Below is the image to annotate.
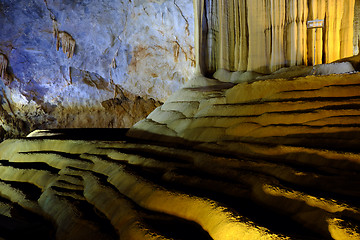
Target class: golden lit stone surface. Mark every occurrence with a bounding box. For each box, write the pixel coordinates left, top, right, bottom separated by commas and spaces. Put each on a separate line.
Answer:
1, 71, 360, 239
194, 0, 355, 75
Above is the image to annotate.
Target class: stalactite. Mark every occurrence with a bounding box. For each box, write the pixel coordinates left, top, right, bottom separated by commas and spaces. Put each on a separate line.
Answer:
193, 0, 356, 76
52, 19, 59, 39
0, 53, 8, 80
111, 58, 117, 69
111, 51, 118, 69
68, 66, 72, 85
56, 31, 76, 58
51, 12, 75, 59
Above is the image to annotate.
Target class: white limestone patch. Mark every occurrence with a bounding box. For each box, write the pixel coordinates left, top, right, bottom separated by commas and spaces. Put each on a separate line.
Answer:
311, 62, 356, 76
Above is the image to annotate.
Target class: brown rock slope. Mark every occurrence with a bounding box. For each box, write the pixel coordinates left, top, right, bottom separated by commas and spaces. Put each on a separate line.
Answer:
1, 73, 360, 239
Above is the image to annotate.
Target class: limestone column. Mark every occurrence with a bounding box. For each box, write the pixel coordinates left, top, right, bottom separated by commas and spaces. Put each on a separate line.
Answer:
218, 0, 230, 70
354, 0, 360, 55
325, 0, 343, 63
298, 0, 308, 65
340, 0, 355, 59
286, 0, 308, 66
205, 0, 219, 74
247, 0, 270, 73
234, 0, 248, 71
193, 0, 205, 74
286, 0, 298, 66
308, 0, 325, 65
270, 0, 286, 72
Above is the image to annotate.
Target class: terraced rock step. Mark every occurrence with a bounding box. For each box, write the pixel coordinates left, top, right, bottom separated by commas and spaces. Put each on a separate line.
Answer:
0, 73, 360, 239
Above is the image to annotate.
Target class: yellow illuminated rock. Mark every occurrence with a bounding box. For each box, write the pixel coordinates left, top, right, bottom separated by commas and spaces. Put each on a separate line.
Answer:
1, 69, 360, 239
194, 0, 355, 75
1, 1, 360, 239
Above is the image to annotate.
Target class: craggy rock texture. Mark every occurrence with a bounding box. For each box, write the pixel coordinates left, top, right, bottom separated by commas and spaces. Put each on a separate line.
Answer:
0, 0, 194, 139
1, 72, 360, 239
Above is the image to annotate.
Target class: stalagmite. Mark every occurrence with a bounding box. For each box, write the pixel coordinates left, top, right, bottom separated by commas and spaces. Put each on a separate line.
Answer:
52, 19, 59, 39
0, 53, 8, 80
194, 0, 356, 76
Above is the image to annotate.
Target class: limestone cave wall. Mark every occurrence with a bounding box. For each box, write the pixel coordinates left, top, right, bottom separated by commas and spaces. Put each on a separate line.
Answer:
0, 0, 195, 139
194, 0, 357, 75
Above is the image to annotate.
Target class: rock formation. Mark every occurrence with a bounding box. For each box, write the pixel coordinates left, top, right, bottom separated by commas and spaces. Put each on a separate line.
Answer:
56, 31, 76, 59
0, 71, 360, 239
0, 0, 194, 139
194, 0, 356, 75
1, 1, 360, 239
0, 53, 8, 80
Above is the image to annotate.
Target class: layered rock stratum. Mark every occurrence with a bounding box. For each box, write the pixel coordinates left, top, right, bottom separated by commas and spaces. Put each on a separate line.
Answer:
0, 71, 359, 239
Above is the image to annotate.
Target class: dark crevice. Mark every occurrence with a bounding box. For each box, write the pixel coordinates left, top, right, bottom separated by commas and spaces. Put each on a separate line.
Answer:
279, 83, 360, 93
85, 170, 213, 240
53, 195, 119, 240
198, 139, 360, 174
63, 173, 83, 181
56, 179, 83, 188
258, 123, 360, 128
0, 179, 42, 201
19, 151, 94, 164
217, 96, 360, 106
114, 162, 325, 239
142, 214, 213, 240
98, 147, 192, 164
278, 179, 360, 209
25, 128, 130, 141
0, 159, 60, 174
0, 202, 55, 240
242, 133, 360, 153
50, 185, 84, 196
267, 104, 360, 114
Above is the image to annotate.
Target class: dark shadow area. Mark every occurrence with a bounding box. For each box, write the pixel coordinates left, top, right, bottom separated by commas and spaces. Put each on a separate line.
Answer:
26, 128, 131, 141
0, 196, 55, 240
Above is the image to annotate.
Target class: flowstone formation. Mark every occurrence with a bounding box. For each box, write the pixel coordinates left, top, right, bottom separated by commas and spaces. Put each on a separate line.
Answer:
0, 0, 360, 239
194, 0, 356, 75
0, 71, 360, 239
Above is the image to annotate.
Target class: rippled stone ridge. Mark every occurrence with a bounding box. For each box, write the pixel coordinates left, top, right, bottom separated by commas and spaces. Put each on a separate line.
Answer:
0, 73, 359, 239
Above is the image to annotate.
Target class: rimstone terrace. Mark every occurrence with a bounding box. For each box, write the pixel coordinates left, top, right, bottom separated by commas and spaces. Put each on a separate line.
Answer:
0, 0, 360, 239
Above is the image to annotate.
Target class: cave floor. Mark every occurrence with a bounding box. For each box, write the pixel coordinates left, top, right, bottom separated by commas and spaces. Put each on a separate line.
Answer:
0, 127, 358, 240
1, 73, 360, 239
